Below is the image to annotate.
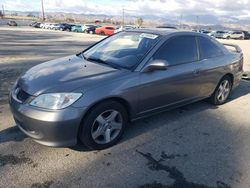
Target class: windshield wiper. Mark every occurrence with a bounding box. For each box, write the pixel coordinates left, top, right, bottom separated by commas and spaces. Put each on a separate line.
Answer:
79, 53, 87, 60
86, 57, 120, 69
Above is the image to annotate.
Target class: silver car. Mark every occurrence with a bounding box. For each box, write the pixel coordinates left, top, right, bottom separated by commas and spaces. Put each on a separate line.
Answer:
9, 29, 243, 149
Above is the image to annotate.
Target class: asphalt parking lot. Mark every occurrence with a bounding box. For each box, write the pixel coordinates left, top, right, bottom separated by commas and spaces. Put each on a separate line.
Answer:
0, 26, 250, 188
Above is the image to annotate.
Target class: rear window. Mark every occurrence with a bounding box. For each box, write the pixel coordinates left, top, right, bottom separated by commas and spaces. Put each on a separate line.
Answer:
153, 36, 198, 66
198, 37, 224, 59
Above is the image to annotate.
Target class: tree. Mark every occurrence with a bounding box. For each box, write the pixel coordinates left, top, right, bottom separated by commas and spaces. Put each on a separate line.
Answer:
27, 13, 35, 17
136, 17, 143, 27
0, 11, 3, 18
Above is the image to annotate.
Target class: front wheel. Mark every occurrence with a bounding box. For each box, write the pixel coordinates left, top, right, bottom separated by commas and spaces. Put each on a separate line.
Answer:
79, 101, 128, 150
209, 76, 232, 105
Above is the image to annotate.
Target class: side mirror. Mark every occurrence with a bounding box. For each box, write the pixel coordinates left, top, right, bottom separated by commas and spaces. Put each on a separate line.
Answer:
142, 60, 168, 73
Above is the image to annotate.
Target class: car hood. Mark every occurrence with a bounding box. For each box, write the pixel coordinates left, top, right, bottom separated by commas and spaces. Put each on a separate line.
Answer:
18, 55, 123, 96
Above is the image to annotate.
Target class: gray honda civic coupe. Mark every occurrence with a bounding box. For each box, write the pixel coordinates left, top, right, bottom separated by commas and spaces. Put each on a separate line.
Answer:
9, 29, 243, 149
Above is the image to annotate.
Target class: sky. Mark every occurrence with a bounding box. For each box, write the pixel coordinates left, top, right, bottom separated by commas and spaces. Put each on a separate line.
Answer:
2, 0, 250, 24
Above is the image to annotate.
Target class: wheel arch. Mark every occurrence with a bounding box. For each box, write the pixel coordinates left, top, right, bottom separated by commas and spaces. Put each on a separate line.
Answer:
210, 73, 234, 97
223, 73, 234, 86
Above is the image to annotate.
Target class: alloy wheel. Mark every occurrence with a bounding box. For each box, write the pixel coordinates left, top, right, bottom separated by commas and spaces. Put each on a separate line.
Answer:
91, 110, 123, 144
216, 80, 231, 103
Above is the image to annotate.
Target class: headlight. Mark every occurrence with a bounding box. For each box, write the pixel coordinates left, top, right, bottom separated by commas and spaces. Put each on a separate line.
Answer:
30, 93, 82, 110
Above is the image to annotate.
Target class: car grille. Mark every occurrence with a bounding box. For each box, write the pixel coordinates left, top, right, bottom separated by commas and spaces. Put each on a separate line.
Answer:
16, 88, 31, 102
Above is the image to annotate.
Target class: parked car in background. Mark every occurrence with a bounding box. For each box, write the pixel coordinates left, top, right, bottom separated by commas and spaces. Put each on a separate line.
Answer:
7, 21, 17, 26
40, 23, 45, 28
208, 31, 226, 38
30, 22, 37, 26
48, 23, 56, 30
95, 26, 116, 36
33, 22, 41, 28
82, 24, 95, 32
71, 25, 83, 32
9, 29, 243, 149
42, 23, 50, 29
114, 25, 136, 33
242, 31, 250, 39
30, 22, 41, 28
85, 25, 101, 34
200, 30, 211, 35
222, 31, 245, 40
52, 24, 60, 30
64, 24, 75, 31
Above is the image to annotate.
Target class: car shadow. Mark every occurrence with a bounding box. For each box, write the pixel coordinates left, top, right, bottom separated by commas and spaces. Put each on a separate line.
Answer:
0, 126, 27, 144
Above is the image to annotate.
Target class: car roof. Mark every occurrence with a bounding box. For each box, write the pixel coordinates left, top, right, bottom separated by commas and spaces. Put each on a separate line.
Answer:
127, 28, 198, 36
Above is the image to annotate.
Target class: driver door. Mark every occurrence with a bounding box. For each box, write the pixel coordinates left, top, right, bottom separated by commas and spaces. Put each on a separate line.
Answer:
138, 35, 203, 115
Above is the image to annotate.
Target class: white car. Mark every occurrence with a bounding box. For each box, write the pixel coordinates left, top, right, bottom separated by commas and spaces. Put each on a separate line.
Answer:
81, 24, 95, 32
208, 31, 226, 38
222, 31, 245, 40
43, 23, 51, 29
114, 25, 136, 33
40, 23, 45, 28
48, 23, 56, 30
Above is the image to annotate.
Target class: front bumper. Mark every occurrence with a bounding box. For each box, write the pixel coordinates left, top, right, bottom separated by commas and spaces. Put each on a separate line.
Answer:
9, 90, 87, 147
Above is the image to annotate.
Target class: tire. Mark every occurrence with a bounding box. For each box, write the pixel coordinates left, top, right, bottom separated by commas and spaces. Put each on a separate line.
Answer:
239, 36, 244, 40
100, 31, 105, 35
227, 36, 230, 39
79, 100, 128, 150
209, 76, 232, 105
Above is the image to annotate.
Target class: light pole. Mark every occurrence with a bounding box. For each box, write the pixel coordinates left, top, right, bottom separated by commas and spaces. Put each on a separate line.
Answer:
2, 4, 5, 18
179, 14, 182, 29
41, 0, 45, 21
196, 15, 199, 31
122, 8, 125, 26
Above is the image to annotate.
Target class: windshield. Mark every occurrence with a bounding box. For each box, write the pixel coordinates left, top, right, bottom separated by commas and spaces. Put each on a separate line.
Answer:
83, 32, 160, 69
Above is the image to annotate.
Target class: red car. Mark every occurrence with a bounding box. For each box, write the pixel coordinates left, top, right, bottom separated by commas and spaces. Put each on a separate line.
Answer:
95, 26, 116, 36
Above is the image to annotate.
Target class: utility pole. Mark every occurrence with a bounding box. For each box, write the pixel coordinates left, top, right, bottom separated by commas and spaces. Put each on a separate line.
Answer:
41, 0, 45, 21
122, 8, 125, 26
2, 4, 5, 18
196, 15, 199, 31
179, 14, 182, 29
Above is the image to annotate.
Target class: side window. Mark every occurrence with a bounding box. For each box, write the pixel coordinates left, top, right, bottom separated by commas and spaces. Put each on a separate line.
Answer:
153, 36, 198, 66
199, 37, 223, 59
106, 27, 114, 30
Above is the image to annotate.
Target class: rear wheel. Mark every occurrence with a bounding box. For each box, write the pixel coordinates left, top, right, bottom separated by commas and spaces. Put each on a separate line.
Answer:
239, 36, 244, 40
79, 101, 128, 150
209, 76, 232, 105
100, 31, 105, 35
